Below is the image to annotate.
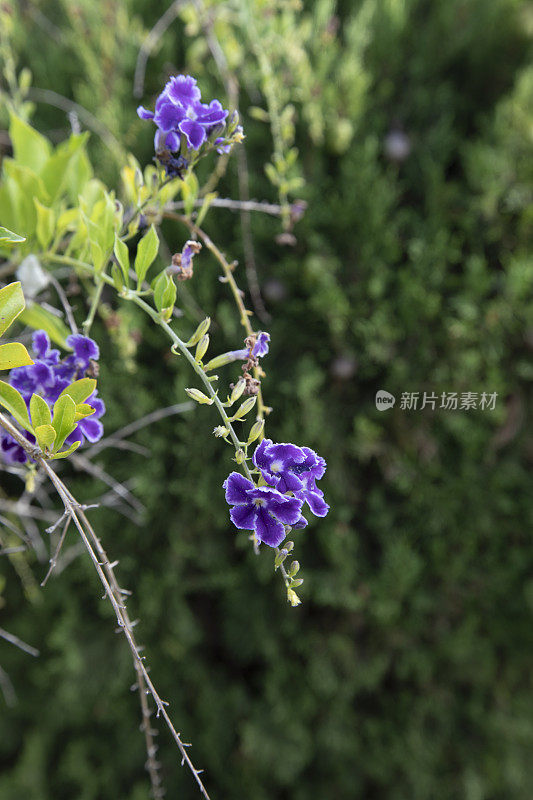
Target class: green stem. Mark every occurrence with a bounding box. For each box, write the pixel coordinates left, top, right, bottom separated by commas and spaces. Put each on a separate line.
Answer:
82, 277, 105, 336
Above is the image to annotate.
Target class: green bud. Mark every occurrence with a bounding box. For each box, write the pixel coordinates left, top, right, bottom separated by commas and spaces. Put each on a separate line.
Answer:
232, 396, 257, 421
284, 540, 294, 552
247, 419, 264, 444
290, 577, 303, 588
186, 317, 211, 347
229, 378, 246, 404
185, 388, 213, 405
235, 448, 245, 464
204, 351, 240, 372
195, 334, 209, 362
274, 549, 288, 568
288, 560, 300, 577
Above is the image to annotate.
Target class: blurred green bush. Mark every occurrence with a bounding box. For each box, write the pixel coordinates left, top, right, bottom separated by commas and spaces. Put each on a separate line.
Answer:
0, 0, 532, 798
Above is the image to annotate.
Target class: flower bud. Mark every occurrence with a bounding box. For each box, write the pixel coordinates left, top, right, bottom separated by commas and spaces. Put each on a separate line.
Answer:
234, 448, 245, 464
185, 388, 213, 405
195, 334, 209, 362
288, 561, 300, 577
232, 396, 257, 420
247, 419, 264, 444
290, 577, 303, 588
229, 378, 246, 404
185, 317, 211, 347
204, 351, 238, 372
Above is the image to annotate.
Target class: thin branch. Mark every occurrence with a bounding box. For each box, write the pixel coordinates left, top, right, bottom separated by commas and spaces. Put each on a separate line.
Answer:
26, 88, 123, 159
0, 413, 210, 800
0, 627, 40, 657
133, 0, 188, 98
166, 197, 287, 216
86, 401, 194, 457
0, 665, 16, 707
47, 273, 79, 334
41, 514, 72, 587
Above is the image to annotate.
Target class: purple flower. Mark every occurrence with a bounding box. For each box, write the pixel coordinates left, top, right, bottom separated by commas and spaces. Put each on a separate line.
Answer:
0, 330, 105, 465
253, 439, 330, 518
223, 472, 303, 547
137, 74, 229, 155
229, 332, 270, 362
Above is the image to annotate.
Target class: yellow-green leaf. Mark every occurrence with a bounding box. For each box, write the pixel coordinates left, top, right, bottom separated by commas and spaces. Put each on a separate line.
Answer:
30, 393, 52, 428
34, 198, 55, 249
74, 403, 95, 421
9, 113, 51, 173
50, 440, 81, 459
0, 226, 26, 246
0, 281, 26, 337
0, 380, 33, 432
18, 302, 71, 348
0, 342, 33, 370
34, 423, 56, 452
58, 378, 96, 404
52, 394, 76, 449
134, 225, 159, 287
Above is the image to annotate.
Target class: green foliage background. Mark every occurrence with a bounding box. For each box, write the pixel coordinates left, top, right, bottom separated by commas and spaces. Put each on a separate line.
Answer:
1, 0, 532, 798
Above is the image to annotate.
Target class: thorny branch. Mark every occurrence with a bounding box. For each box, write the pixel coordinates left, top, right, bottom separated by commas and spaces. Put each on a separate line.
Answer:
0, 411, 211, 800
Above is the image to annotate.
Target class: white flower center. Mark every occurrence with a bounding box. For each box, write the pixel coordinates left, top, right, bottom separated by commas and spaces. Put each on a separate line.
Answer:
270, 460, 283, 474
186, 107, 197, 120
254, 498, 266, 507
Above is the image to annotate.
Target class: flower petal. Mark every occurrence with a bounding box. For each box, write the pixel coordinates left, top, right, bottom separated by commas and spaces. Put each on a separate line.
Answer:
224, 471, 254, 505
137, 105, 154, 120
79, 417, 104, 443
178, 119, 206, 150
154, 100, 186, 132
300, 488, 330, 518
254, 508, 286, 547
196, 99, 228, 126
230, 503, 256, 530
266, 495, 303, 526
253, 438, 273, 470
66, 334, 99, 365
165, 75, 201, 107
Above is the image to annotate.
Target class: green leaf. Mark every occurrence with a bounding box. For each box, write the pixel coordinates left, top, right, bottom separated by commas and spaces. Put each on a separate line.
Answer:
58, 378, 96, 405
153, 272, 176, 317
0, 281, 26, 336
51, 394, 77, 449
0, 226, 26, 246
0, 380, 33, 432
40, 132, 90, 201
134, 225, 159, 287
18, 302, 70, 349
30, 393, 52, 428
74, 403, 95, 421
34, 199, 55, 249
114, 235, 130, 283
50, 440, 80, 459
9, 113, 51, 173
0, 342, 33, 370
34, 423, 56, 452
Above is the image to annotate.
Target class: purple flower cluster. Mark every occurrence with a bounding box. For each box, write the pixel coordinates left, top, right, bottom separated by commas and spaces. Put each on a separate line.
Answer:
224, 438, 329, 548
138, 74, 229, 156
1, 331, 105, 465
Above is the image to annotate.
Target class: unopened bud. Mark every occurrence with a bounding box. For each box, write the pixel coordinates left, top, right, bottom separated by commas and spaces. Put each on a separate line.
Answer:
185, 388, 213, 405
195, 334, 209, 362
232, 396, 257, 420
290, 577, 303, 588
234, 448, 245, 464
230, 378, 246, 404
247, 419, 264, 444
186, 317, 211, 347
288, 560, 300, 577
